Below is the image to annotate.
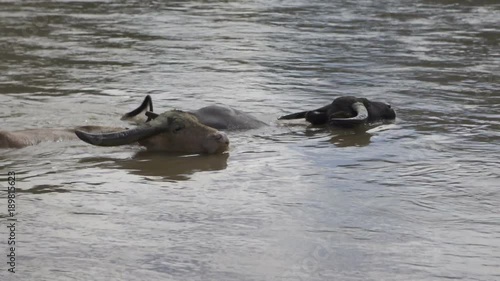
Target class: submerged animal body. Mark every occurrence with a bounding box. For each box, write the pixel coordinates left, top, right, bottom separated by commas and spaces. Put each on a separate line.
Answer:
1, 109, 230, 154
121, 95, 266, 131
192, 105, 266, 130
1, 95, 263, 153
279, 96, 396, 127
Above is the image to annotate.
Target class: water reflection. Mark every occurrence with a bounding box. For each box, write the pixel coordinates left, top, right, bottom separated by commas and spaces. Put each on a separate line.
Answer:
302, 125, 373, 147
329, 129, 372, 147
79, 151, 229, 181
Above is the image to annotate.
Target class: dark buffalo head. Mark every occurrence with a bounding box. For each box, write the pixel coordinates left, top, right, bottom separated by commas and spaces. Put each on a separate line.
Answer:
76, 110, 229, 154
279, 96, 395, 127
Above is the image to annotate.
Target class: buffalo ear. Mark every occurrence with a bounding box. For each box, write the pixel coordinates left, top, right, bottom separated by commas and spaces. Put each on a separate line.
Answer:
147, 114, 175, 129
145, 111, 159, 122
121, 95, 154, 120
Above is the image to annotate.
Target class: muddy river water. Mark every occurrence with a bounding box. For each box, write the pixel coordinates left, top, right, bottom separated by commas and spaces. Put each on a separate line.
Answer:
0, 0, 499, 280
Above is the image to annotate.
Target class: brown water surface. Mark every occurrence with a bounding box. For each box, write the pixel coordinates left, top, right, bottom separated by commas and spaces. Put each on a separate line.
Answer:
0, 0, 499, 280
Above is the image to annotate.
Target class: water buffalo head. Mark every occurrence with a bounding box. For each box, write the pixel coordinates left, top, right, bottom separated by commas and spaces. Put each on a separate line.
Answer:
76, 110, 229, 154
279, 96, 395, 127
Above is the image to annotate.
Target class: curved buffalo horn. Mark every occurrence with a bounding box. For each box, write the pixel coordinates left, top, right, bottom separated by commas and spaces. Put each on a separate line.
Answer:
279, 104, 330, 120
330, 102, 369, 126
121, 95, 154, 120
278, 110, 308, 120
75, 123, 167, 147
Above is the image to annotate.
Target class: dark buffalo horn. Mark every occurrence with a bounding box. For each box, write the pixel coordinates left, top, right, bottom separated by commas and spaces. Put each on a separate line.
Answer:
121, 95, 154, 120
330, 102, 369, 126
75, 125, 165, 147
145, 111, 159, 122
278, 110, 309, 120
279, 104, 331, 120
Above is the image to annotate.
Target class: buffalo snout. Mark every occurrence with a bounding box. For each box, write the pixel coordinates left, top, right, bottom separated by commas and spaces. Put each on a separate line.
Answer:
203, 132, 230, 154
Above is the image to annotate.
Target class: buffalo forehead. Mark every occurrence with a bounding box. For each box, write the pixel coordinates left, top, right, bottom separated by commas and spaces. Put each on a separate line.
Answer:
151, 111, 199, 125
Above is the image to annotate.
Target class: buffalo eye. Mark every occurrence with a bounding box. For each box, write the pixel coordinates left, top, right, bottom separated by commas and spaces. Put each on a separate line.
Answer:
173, 124, 185, 133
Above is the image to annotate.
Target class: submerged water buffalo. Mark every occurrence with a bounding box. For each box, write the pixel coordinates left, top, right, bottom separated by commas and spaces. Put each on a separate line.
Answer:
0, 114, 229, 154
279, 96, 396, 127
120, 95, 267, 130
76, 95, 268, 152
75, 110, 229, 154
0, 95, 267, 153
0, 100, 231, 153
